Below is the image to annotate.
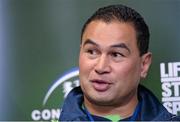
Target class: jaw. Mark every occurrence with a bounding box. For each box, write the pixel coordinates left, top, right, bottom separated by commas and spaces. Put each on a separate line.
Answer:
83, 88, 139, 118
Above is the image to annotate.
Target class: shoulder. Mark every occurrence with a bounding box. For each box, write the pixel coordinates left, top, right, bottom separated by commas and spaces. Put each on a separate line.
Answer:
138, 85, 177, 121
59, 86, 87, 121
171, 115, 180, 121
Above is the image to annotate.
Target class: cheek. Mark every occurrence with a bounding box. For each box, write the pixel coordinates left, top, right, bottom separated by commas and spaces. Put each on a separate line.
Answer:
79, 54, 86, 74
79, 53, 96, 91
79, 53, 94, 78
113, 61, 141, 81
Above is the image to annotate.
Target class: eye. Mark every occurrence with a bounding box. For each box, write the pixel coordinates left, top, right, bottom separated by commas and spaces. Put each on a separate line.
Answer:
84, 48, 99, 59
111, 52, 124, 58
110, 51, 125, 62
86, 49, 97, 55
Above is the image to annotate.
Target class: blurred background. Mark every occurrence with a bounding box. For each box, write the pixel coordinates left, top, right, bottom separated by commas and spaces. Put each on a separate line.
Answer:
0, 0, 180, 120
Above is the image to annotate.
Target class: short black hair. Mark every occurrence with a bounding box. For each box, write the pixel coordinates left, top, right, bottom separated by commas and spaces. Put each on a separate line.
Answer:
81, 4, 150, 56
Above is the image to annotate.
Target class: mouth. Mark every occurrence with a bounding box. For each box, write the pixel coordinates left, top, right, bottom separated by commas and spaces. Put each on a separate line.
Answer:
91, 79, 112, 92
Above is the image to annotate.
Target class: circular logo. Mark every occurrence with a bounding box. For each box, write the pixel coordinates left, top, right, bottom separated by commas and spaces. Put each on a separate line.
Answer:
31, 67, 79, 121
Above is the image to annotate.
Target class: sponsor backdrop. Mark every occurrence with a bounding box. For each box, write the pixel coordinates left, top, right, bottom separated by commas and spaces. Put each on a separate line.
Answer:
0, 0, 180, 120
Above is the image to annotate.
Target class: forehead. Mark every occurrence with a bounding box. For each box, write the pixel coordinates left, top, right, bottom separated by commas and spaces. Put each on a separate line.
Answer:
82, 20, 137, 48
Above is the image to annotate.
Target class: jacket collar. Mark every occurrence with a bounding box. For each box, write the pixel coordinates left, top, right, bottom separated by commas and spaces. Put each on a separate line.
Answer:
138, 85, 173, 121
60, 87, 88, 121
60, 85, 174, 121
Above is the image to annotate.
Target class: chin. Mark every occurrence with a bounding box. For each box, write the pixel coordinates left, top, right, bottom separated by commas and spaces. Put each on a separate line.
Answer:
86, 94, 115, 105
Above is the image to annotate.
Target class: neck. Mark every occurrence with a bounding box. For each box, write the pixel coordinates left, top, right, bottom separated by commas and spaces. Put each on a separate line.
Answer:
84, 91, 138, 119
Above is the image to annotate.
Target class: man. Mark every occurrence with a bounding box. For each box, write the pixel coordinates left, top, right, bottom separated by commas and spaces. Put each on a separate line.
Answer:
59, 4, 180, 121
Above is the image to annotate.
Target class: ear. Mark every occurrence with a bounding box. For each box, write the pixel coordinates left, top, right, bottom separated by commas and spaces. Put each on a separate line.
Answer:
140, 52, 152, 79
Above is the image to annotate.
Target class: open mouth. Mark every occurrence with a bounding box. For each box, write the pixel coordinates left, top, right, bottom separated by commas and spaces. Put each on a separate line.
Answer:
91, 79, 111, 92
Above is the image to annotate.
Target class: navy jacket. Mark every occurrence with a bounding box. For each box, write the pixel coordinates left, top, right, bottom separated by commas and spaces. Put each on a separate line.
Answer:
60, 85, 180, 121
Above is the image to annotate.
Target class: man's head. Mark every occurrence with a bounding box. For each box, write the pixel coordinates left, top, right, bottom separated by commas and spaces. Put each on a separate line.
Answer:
79, 4, 152, 113
81, 4, 150, 56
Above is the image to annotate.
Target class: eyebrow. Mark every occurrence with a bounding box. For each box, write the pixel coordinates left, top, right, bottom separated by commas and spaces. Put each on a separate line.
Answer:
82, 39, 131, 53
110, 43, 131, 53
82, 39, 99, 47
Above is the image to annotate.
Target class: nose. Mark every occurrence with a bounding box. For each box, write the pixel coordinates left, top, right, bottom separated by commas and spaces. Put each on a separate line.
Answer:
95, 54, 111, 74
